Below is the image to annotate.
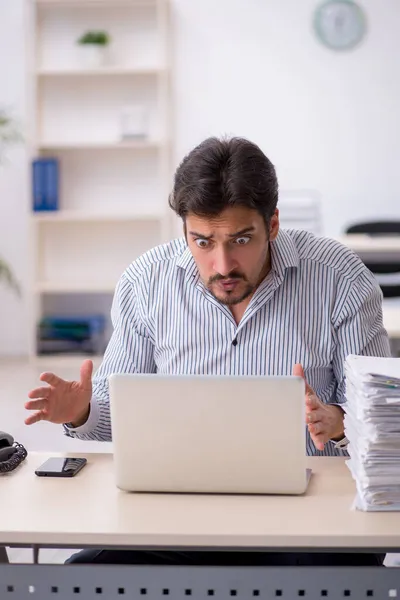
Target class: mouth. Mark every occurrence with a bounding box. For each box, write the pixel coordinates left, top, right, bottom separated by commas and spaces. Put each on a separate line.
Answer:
216, 279, 241, 292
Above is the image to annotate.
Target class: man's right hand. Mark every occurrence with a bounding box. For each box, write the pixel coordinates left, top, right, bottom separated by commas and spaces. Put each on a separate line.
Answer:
25, 359, 93, 427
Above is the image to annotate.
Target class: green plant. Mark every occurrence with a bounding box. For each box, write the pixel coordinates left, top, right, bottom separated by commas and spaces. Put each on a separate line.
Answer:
0, 109, 22, 164
0, 258, 20, 295
77, 31, 110, 46
0, 108, 21, 295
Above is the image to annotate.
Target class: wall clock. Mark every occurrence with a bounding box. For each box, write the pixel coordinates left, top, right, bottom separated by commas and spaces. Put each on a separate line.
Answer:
314, 0, 367, 51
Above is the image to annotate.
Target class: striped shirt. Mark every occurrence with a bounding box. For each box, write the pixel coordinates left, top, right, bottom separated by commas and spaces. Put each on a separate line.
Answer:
66, 228, 391, 455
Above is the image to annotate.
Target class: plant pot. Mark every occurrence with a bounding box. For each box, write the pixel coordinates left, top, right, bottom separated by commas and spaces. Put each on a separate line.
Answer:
77, 44, 107, 69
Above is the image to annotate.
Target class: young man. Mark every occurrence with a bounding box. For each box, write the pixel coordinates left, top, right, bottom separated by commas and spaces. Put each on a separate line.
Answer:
26, 137, 390, 565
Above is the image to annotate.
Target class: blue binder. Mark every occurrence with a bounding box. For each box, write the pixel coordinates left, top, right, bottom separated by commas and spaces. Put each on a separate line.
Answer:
32, 158, 59, 211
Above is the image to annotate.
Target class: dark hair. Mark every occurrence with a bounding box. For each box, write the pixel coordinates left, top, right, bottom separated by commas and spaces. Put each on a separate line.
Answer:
168, 136, 278, 227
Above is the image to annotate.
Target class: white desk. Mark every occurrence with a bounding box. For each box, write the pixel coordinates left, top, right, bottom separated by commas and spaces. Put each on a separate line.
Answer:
1, 452, 400, 551
383, 305, 400, 339
337, 234, 400, 256
1, 453, 400, 600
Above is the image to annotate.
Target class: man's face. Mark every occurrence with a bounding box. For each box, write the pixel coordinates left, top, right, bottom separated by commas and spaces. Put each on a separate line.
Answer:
185, 206, 279, 306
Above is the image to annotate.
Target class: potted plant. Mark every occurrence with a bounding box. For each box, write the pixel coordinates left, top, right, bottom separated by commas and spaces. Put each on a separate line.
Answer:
76, 30, 111, 69
0, 108, 21, 296
0, 259, 20, 295
0, 109, 21, 163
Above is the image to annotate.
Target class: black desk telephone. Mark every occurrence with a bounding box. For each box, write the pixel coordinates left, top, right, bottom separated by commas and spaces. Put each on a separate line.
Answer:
0, 431, 27, 474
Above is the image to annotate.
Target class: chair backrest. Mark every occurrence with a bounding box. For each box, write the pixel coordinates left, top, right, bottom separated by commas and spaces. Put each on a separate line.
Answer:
346, 221, 400, 236
345, 221, 400, 298
278, 190, 323, 235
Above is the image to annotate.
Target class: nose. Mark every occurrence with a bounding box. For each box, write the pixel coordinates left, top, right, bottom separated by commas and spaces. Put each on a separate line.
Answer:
213, 247, 236, 277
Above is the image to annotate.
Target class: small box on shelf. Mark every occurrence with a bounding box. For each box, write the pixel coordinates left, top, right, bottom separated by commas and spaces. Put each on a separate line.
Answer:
119, 104, 150, 141
37, 314, 107, 356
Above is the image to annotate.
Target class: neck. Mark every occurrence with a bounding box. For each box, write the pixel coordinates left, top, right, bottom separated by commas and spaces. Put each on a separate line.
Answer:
258, 246, 272, 285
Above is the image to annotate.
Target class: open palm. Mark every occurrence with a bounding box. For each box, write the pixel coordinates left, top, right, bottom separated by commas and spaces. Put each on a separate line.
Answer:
25, 360, 93, 426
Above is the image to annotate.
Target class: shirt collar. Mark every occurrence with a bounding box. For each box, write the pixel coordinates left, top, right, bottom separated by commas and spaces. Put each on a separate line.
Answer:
270, 229, 300, 277
176, 229, 300, 279
176, 244, 199, 280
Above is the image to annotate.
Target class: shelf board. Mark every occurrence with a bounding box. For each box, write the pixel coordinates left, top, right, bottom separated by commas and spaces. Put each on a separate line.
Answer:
38, 140, 162, 151
36, 0, 157, 6
32, 211, 164, 223
31, 353, 104, 370
36, 282, 116, 293
37, 67, 164, 77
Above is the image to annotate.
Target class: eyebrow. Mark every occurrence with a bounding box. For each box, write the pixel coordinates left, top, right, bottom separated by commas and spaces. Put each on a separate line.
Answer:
188, 227, 255, 240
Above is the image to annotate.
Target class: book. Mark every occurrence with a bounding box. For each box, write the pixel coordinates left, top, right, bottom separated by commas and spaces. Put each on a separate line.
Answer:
32, 158, 59, 211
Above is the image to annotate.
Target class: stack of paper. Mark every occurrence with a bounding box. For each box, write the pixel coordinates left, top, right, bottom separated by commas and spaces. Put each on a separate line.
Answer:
344, 354, 400, 511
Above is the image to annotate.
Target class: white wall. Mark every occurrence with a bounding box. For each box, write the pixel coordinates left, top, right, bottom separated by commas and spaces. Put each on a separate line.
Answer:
172, 0, 400, 231
0, 0, 31, 356
1, 0, 400, 356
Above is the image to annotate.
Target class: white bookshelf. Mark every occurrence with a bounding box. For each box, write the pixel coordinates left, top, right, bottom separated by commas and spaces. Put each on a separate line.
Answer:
32, 353, 104, 372
33, 210, 163, 222
29, 0, 172, 361
32, 355, 104, 375
37, 66, 164, 76
38, 140, 162, 150
36, 1, 157, 6
35, 282, 117, 293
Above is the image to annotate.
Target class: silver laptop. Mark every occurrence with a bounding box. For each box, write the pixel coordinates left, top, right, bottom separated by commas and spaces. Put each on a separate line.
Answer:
109, 374, 309, 495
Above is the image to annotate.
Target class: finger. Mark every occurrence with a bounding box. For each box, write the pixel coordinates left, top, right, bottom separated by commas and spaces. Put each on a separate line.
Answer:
305, 394, 320, 410
314, 437, 325, 451
293, 363, 314, 397
40, 372, 64, 387
308, 428, 325, 451
80, 360, 93, 390
309, 421, 324, 435
293, 363, 305, 379
24, 410, 47, 426
28, 386, 51, 400
25, 399, 48, 411
307, 410, 322, 425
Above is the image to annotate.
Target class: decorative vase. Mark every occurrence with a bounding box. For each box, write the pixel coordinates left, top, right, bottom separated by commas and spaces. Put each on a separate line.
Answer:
77, 45, 107, 69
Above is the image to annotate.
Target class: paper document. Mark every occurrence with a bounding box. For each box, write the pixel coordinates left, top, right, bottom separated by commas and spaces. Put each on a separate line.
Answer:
344, 354, 400, 511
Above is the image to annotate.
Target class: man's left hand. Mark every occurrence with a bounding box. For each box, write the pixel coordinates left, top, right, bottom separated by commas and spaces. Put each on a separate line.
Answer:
293, 363, 344, 451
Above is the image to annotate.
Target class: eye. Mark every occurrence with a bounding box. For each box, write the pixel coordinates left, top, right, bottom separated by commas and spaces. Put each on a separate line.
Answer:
235, 236, 250, 245
195, 238, 210, 248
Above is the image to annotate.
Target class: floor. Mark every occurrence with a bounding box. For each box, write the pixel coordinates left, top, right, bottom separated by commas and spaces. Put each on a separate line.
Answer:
1, 357, 399, 566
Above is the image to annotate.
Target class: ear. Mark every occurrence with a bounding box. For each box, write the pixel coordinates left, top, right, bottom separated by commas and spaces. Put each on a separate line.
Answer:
269, 209, 280, 241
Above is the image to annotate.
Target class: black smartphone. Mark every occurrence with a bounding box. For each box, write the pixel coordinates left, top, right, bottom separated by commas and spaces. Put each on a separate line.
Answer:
35, 457, 87, 478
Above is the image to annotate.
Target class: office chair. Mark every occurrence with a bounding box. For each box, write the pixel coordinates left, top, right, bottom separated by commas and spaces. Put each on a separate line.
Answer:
346, 221, 400, 236
345, 221, 400, 298
345, 221, 400, 356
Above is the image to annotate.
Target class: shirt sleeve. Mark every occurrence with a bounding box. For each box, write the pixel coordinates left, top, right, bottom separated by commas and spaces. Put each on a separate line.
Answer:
332, 268, 392, 407
64, 272, 156, 441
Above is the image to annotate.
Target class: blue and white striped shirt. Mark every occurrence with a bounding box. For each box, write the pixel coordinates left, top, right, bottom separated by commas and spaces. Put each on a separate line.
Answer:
66, 229, 391, 455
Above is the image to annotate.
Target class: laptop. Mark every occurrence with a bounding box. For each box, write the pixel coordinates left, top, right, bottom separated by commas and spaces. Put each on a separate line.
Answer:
109, 374, 310, 495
